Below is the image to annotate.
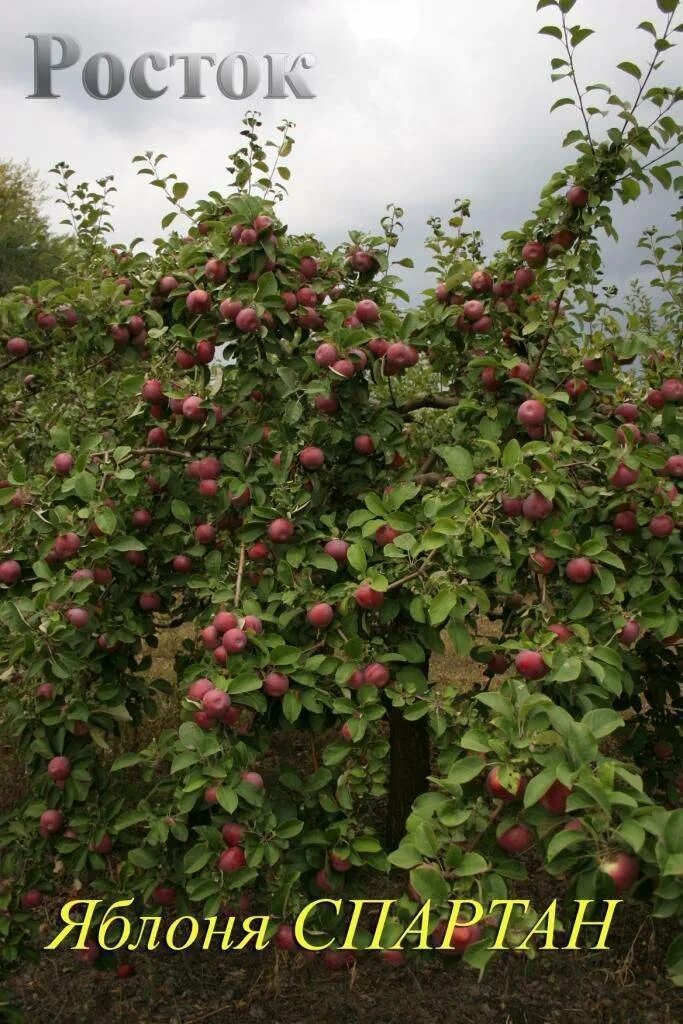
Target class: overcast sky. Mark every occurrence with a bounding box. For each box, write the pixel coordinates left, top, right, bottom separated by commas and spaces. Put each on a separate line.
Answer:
1, 0, 681, 298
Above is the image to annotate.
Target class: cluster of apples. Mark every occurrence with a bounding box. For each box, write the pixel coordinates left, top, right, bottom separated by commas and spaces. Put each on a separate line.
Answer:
435, 184, 588, 335
199, 609, 262, 672
313, 332, 419, 382
484, 765, 640, 891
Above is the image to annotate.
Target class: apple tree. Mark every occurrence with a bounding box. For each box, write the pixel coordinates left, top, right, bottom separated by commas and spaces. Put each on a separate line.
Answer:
0, 0, 681, 1009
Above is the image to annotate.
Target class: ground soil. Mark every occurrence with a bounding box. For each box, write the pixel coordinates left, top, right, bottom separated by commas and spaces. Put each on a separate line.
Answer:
6, 629, 683, 1024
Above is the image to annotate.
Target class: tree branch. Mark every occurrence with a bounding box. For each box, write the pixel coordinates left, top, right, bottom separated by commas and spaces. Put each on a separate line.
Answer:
399, 394, 459, 413
234, 544, 246, 607
529, 289, 566, 383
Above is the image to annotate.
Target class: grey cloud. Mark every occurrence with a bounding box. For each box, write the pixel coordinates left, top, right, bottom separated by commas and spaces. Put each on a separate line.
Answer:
0, 0, 680, 299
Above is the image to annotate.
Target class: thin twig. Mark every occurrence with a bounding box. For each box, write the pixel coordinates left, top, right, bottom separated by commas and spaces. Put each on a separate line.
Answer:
234, 544, 246, 607
529, 289, 566, 383
387, 549, 438, 591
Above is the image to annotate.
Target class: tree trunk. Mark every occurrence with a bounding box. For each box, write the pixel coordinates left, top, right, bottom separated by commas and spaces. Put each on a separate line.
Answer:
386, 663, 431, 848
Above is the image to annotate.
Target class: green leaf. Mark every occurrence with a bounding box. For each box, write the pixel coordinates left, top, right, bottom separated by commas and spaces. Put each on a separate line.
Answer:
455, 852, 489, 876
409, 865, 449, 901
429, 589, 459, 626
388, 844, 422, 869
618, 178, 643, 201
547, 828, 585, 861
582, 709, 624, 738
94, 508, 117, 535
364, 493, 387, 517
616, 820, 646, 854
346, 543, 367, 575
110, 536, 147, 552
171, 499, 192, 523
501, 439, 521, 468
524, 769, 557, 808
448, 756, 485, 785
617, 61, 642, 79
569, 592, 594, 619
128, 848, 158, 869
282, 690, 301, 723
437, 445, 473, 480
651, 165, 673, 189
217, 786, 238, 813
114, 810, 148, 832
72, 471, 96, 503
551, 97, 575, 112
173, 181, 189, 200
664, 810, 683, 853
539, 25, 563, 39
183, 845, 213, 874
553, 656, 582, 682
111, 753, 143, 772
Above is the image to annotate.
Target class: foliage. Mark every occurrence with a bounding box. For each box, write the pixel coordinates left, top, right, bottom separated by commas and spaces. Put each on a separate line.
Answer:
0, 160, 72, 296
0, 0, 681, 1005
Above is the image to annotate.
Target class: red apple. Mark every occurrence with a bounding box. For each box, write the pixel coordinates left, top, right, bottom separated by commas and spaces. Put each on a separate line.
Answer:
241, 771, 264, 789
307, 603, 334, 628
609, 464, 639, 489
619, 620, 641, 645
299, 446, 325, 470
567, 185, 589, 207
205, 258, 228, 284
188, 678, 214, 702
354, 585, 384, 610
539, 780, 571, 814
263, 672, 289, 698
0, 560, 21, 585
521, 241, 547, 267
53, 452, 74, 476
152, 885, 176, 905
223, 628, 247, 654
324, 539, 349, 563
517, 400, 546, 427
235, 307, 260, 333
354, 434, 375, 455
267, 518, 294, 543
39, 809, 65, 837
222, 823, 246, 846
355, 299, 380, 324
186, 289, 211, 315
47, 756, 71, 782
65, 607, 89, 628
218, 847, 247, 872
648, 514, 674, 538
497, 823, 534, 854
599, 852, 639, 893
515, 650, 547, 680
548, 623, 573, 642
363, 663, 390, 688
528, 550, 555, 575
522, 491, 553, 521
486, 766, 525, 802
6, 337, 29, 357
613, 508, 638, 532
202, 689, 231, 717
565, 557, 594, 584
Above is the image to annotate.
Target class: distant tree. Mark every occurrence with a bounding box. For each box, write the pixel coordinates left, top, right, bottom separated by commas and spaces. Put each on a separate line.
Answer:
0, 160, 71, 295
